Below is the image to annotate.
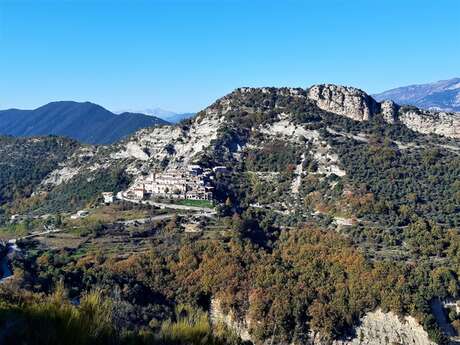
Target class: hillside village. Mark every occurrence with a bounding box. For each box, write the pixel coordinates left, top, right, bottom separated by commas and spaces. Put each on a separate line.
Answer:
122, 165, 226, 202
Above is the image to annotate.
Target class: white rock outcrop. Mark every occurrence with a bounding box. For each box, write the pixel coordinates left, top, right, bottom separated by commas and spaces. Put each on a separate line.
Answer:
307, 84, 460, 138
399, 109, 460, 139
41, 166, 81, 186
308, 84, 380, 122
210, 298, 252, 342
329, 309, 436, 345
380, 100, 399, 124
260, 118, 346, 177
211, 303, 436, 345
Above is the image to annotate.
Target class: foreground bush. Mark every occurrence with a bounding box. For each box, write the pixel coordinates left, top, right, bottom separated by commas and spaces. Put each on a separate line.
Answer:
0, 287, 241, 345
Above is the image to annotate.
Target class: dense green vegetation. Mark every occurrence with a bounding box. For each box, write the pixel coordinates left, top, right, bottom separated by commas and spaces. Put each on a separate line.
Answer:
8, 220, 460, 344
0, 101, 168, 145
328, 134, 460, 228
242, 140, 301, 172
0, 136, 79, 207
173, 199, 214, 208
38, 167, 131, 214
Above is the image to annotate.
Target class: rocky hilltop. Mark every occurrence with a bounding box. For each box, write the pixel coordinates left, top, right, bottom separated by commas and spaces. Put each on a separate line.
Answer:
308, 84, 380, 121
12, 83, 457, 217
308, 84, 460, 138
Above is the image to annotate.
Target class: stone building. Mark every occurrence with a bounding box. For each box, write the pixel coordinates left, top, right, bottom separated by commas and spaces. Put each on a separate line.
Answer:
101, 192, 114, 204
129, 165, 214, 201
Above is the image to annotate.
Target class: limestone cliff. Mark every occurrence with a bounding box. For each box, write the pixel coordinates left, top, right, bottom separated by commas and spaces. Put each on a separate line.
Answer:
380, 100, 399, 124
329, 309, 436, 345
210, 298, 252, 343
307, 84, 380, 122
398, 108, 460, 139
307, 84, 460, 139
211, 300, 436, 345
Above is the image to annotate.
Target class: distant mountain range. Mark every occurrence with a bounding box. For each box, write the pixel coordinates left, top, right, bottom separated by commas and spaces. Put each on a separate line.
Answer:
4, 77, 458, 147
117, 107, 195, 124
373, 77, 460, 112
161, 112, 196, 123
0, 101, 170, 145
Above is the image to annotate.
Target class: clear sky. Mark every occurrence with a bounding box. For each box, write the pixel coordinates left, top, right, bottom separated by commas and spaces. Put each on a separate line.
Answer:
1, 0, 459, 113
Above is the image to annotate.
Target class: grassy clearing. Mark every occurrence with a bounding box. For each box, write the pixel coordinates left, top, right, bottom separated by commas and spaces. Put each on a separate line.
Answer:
37, 233, 86, 250
67, 205, 149, 224
174, 199, 214, 208
0, 221, 39, 240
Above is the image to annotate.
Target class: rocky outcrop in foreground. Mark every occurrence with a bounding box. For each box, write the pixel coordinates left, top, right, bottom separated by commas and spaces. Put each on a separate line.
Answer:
210, 299, 252, 342
330, 309, 436, 345
211, 299, 435, 345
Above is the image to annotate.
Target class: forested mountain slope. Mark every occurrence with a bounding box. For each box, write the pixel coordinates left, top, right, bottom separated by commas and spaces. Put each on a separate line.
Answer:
0, 136, 80, 221
0, 101, 169, 144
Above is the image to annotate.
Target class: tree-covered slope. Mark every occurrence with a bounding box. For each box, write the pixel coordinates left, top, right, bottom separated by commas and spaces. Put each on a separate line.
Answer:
0, 101, 170, 145
0, 136, 80, 207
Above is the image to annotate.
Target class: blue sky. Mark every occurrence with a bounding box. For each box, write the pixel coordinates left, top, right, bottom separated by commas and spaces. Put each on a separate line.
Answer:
1, 0, 459, 113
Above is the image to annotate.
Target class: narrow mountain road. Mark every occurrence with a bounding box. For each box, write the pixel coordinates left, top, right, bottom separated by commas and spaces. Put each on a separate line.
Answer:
116, 213, 176, 226
116, 192, 216, 214
117, 210, 216, 226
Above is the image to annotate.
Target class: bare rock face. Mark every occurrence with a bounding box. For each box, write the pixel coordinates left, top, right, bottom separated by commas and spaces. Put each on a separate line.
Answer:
210, 298, 252, 343
307, 84, 380, 121
307, 84, 460, 139
330, 309, 436, 345
380, 100, 399, 124
398, 108, 460, 139
211, 298, 435, 345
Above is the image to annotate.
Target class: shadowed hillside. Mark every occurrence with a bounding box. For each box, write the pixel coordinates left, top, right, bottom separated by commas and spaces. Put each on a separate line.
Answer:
0, 101, 170, 145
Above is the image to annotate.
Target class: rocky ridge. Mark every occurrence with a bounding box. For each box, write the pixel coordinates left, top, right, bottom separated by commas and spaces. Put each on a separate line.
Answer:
399, 108, 460, 139
307, 84, 460, 139
36, 83, 460, 209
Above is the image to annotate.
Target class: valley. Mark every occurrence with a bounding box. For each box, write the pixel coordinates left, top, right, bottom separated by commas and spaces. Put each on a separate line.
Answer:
0, 83, 459, 345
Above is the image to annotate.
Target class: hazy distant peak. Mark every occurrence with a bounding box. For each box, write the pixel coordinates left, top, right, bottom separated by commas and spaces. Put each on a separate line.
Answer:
144, 107, 177, 117
116, 107, 195, 123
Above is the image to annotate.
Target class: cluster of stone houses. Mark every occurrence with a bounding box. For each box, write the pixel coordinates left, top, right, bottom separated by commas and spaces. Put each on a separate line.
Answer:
124, 165, 226, 201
